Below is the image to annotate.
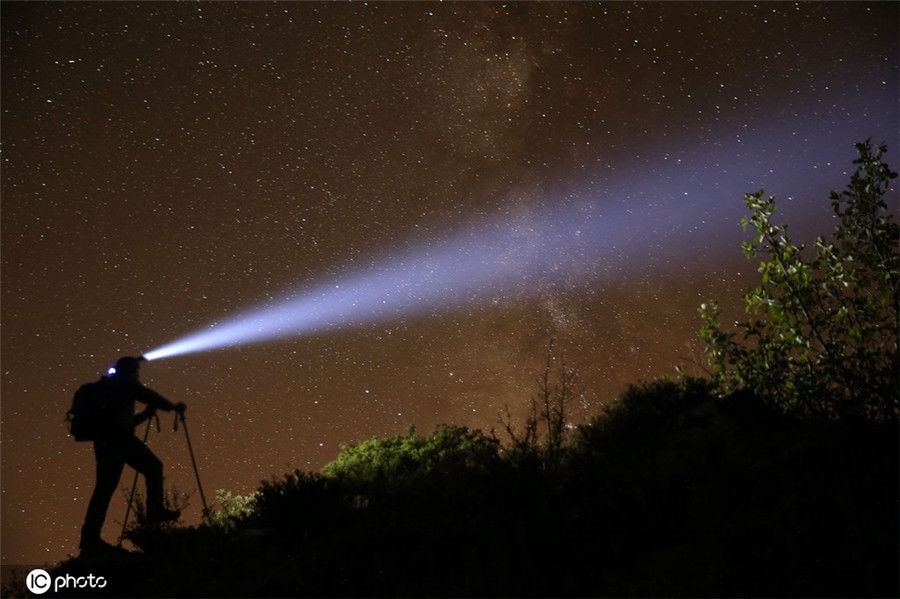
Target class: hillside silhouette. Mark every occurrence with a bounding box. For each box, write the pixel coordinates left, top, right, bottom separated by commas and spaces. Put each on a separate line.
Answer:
8, 381, 897, 597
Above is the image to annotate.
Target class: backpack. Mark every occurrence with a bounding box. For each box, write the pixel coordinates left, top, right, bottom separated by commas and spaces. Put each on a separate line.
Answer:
66, 378, 114, 441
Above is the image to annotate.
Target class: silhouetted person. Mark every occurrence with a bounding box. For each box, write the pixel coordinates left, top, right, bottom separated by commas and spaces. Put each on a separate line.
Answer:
79, 355, 186, 553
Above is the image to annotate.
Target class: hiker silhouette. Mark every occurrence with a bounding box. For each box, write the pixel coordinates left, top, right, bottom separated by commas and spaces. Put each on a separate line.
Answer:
79, 355, 186, 553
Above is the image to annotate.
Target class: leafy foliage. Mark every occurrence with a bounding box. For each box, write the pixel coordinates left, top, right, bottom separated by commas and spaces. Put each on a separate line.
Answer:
205, 489, 259, 531
701, 140, 899, 419
322, 424, 500, 491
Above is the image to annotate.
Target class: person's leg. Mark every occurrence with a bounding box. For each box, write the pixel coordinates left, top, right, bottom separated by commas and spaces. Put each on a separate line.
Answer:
80, 441, 125, 548
120, 436, 164, 510
120, 435, 179, 522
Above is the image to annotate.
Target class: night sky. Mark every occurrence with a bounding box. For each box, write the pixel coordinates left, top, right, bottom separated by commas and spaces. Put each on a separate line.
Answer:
1, 2, 896, 567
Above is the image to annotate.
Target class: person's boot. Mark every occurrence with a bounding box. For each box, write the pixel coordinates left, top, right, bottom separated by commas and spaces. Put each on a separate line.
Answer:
146, 506, 181, 524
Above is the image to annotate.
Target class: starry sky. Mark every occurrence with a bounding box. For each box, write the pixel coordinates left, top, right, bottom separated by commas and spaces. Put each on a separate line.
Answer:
1, 2, 896, 567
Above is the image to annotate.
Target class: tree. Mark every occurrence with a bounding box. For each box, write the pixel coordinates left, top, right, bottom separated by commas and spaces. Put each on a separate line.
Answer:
700, 140, 899, 420
500, 338, 580, 459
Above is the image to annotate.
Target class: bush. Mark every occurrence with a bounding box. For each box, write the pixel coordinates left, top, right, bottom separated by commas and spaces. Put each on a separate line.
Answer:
322, 424, 500, 492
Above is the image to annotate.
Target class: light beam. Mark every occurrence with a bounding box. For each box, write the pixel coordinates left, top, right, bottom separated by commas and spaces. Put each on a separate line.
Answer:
143, 91, 895, 362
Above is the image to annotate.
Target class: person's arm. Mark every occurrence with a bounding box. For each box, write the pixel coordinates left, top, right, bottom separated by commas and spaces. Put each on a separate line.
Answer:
134, 383, 186, 413
134, 405, 156, 427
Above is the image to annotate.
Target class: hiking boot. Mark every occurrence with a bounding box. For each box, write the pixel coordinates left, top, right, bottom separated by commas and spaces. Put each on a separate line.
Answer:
146, 506, 181, 524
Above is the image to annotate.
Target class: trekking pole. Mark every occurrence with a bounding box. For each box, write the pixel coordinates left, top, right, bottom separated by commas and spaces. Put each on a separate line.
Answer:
118, 412, 160, 546
175, 411, 209, 518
